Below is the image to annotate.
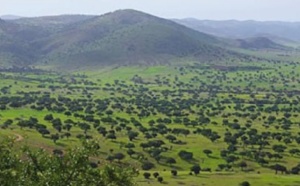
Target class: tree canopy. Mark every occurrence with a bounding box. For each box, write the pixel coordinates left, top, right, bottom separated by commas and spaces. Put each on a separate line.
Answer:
0, 138, 136, 186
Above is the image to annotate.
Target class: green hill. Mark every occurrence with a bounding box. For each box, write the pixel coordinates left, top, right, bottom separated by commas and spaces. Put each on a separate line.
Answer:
0, 20, 38, 67
235, 37, 288, 50
38, 10, 230, 69
0, 10, 254, 70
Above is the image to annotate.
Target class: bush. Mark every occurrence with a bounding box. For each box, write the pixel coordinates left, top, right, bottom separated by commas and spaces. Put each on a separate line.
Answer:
153, 172, 159, 178
157, 176, 163, 183
190, 164, 201, 175
141, 161, 155, 170
171, 170, 178, 176
0, 138, 136, 186
239, 181, 250, 186
291, 166, 300, 174
178, 150, 193, 160
143, 172, 151, 179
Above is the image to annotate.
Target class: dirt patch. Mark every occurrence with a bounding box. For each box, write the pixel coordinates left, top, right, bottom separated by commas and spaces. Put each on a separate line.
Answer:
13, 133, 24, 142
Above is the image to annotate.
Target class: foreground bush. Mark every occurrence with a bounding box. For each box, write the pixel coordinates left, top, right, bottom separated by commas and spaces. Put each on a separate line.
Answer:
0, 138, 136, 186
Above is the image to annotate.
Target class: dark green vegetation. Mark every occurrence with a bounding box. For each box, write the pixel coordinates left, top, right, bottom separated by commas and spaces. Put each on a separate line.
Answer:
1, 54, 300, 185
1, 9, 300, 186
0, 138, 136, 186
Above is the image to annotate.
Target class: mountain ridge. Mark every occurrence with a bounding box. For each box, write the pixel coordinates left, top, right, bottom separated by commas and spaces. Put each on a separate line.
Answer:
234, 37, 288, 50
173, 18, 300, 44
0, 9, 285, 70
0, 15, 22, 20
0, 9, 241, 70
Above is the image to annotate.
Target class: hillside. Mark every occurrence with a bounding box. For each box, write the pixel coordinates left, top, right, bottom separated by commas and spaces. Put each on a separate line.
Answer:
0, 10, 252, 70
235, 37, 288, 50
38, 10, 228, 69
173, 19, 300, 44
2, 9, 300, 186
0, 20, 38, 67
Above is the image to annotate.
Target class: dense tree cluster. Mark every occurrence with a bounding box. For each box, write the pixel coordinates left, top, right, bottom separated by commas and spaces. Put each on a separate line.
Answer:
0, 138, 136, 186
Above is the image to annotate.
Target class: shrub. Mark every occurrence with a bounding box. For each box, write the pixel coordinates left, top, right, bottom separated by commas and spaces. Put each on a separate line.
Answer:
171, 170, 178, 176
143, 172, 151, 179
239, 181, 250, 186
141, 161, 155, 170
178, 150, 193, 160
157, 176, 163, 183
190, 164, 201, 175
153, 172, 159, 178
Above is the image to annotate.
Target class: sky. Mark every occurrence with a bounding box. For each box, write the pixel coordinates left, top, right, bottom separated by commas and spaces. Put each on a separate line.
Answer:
0, 0, 299, 21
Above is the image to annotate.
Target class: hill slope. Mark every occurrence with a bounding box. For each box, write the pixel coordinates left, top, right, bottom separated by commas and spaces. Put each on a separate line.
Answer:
0, 10, 255, 70
0, 19, 39, 67
173, 19, 300, 45
38, 10, 231, 69
235, 37, 288, 50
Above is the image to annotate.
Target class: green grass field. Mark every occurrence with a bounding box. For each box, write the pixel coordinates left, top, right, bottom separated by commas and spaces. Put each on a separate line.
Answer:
1, 53, 300, 185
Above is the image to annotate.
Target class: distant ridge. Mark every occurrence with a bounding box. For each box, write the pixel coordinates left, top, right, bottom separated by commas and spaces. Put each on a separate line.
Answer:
173, 19, 300, 43
235, 37, 288, 50
13, 14, 95, 27
1, 15, 22, 20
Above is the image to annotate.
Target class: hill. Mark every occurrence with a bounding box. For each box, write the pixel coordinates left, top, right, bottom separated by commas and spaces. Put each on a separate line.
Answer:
173, 19, 300, 45
0, 10, 255, 69
235, 37, 288, 50
0, 10, 260, 70
0, 19, 38, 67
37, 10, 233, 69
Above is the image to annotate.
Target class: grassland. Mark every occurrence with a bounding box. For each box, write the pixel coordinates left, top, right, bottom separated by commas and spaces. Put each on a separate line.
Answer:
1, 52, 300, 185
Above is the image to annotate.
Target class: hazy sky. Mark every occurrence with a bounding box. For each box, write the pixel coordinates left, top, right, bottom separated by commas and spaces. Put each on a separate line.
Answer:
1, 0, 299, 21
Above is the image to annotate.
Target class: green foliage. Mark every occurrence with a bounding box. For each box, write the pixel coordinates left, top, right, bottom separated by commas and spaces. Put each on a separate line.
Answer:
190, 164, 201, 175
0, 138, 136, 186
157, 176, 163, 183
153, 172, 159, 178
141, 162, 155, 170
178, 150, 193, 160
1, 48, 300, 186
171, 169, 178, 176
203, 149, 213, 156
143, 172, 151, 179
239, 181, 250, 186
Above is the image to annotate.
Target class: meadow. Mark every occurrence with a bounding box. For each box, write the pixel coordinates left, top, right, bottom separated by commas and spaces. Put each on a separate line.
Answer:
1, 53, 300, 185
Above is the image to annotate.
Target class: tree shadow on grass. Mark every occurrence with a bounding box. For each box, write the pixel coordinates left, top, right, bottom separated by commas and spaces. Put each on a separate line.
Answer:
184, 158, 199, 164
55, 142, 67, 147
158, 163, 184, 171
99, 151, 108, 156
207, 155, 219, 159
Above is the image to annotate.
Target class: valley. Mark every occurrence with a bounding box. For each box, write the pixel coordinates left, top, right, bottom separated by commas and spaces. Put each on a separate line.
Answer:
1, 51, 300, 185
1, 9, 300, 186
